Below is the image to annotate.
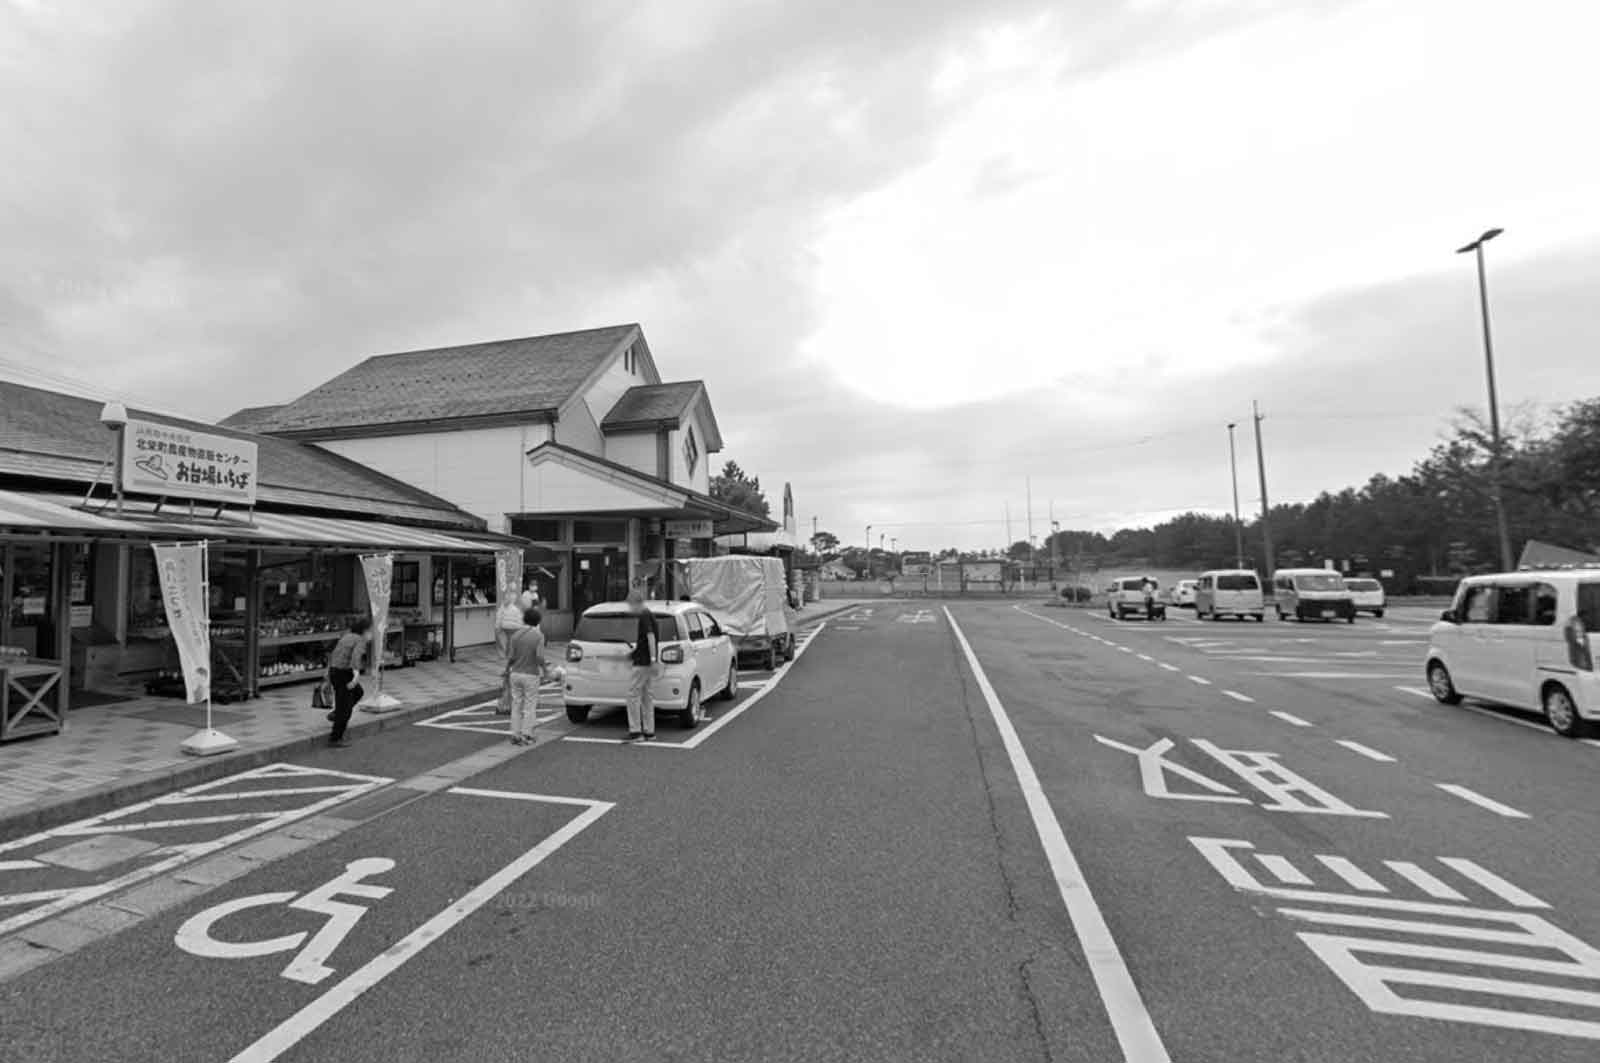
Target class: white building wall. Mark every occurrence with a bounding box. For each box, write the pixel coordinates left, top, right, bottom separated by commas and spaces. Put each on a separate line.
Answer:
670, 404, 715, 495
580, 352, 654, 443
555, 398, 603, 456
603, 432, 658, 479
318, 422, 551, 532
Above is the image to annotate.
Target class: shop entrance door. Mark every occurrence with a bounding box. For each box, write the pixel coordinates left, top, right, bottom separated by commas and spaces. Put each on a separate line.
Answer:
3, 542, 59, 661
1, 542, 67, 740
572, 550, 629, 615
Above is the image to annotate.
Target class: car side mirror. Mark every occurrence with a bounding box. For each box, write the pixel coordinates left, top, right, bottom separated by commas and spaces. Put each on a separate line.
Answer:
1439, 609, 1457, 624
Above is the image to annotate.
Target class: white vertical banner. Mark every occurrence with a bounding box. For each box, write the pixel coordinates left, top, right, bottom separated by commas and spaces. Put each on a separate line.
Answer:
154, 541, 238, 756
359, 552, 401, 712
152, 542, 211, 704
495, 548, 523, 606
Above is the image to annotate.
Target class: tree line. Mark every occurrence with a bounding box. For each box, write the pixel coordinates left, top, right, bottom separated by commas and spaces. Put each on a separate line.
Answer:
812, 400, 1600, 590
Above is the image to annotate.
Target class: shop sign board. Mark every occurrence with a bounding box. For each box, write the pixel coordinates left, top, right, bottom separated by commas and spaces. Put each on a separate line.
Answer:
665, 520, 714, 539
121, 418, 259, 506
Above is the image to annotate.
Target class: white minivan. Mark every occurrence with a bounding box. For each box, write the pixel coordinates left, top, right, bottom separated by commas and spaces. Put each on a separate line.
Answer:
1426, 570, 1600, 738
1194, 570, 1265, 622
1272, 569, 1355, 623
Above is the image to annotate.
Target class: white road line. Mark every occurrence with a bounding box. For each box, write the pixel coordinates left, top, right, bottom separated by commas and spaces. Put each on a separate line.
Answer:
1222, 690, 1254, 703
0, 860, 45, 872
1442, 700, 1553, 735
1270, 711, 1312, 727
1316, 855, 1387, 893
944, 608, 1171, 1063
1255, 853, 1314, 886
1384, 860, 1468, 901
1157, 663, 1180, 673
1187, 676, 1212, 686
1437, 857, 1549, 909
227, 793, 614, 1063
1335, 740, 1396, 763
1248, 672, 1419, 680
1394, 685, 1433, 699
1136, 654, 1154, 662
1436, 783, 1531, 819
1118, 646, 1133, 654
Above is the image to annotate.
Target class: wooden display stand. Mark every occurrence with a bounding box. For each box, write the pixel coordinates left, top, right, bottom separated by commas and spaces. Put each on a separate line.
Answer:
0, 660, 66, 741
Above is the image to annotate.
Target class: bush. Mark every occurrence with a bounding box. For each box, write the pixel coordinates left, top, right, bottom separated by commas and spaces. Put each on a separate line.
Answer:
1059, 585, 1094, 603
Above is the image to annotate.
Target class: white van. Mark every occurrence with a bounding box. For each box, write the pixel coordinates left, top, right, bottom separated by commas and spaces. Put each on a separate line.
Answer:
1427, 570, 1600, 738
1195, 570, 1265, 622
1272, 569, 1355, 623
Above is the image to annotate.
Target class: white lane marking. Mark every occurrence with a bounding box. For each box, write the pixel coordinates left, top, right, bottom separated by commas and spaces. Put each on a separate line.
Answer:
1437, 783, 1531, 819
1118, 646, 1133, 654
1316, 856, 1387, 893
1255, 853, 1314, 886
1187, 675, 1212, 686
1384, 860, 1468, 901
1249, 672, 1419, 679
1438, 858, 1549, 909
1270, 711, 1312, 727
0, 888, 80, 907
162, 786, 375, 804
945, 608, 1172, 1062
1157, 663, 1180, 673
1395, 686, 1433, 699
227, 793, 614, 1063
0, 860, 45, 872
1222, 690, 1254, 703
1136, 654, 1154, 662
1336, 740, 1396, 763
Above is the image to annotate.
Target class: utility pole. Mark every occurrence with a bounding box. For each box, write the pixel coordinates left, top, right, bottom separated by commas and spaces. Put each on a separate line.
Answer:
812, 515, 818, 555
1026, 477, 1035, 577
1252, 401, 1275, 574
1227, 423, 1245, 569
1005, 503, 1012, 552
864, 524, 871, 581
1456, 228, 1515, 571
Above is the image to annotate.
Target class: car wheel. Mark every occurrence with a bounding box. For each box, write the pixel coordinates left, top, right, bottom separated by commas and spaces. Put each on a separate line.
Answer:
1427, 662, 1463, 705
1275, 606, 1284, 621
1346, 615, 1355, 625
1253, 613, 1265, 623
784, 635, 797, 661
765, 645, 778, 671
1374, 609, 1384, 619
680, 683, 702, 729
565, 704, 591, 724
717, 663, 739, 701
1544, 683, 1589, 738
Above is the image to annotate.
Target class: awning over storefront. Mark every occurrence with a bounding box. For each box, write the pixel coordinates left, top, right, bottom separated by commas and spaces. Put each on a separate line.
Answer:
0, 489, 524, 553
523, 443, 777, 535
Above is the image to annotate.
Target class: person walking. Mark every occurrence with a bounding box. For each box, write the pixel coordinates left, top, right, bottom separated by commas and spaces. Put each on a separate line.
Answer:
494, 590, 532, 715
326, 616, 372, 748
506, 606, 548, 745
624, 590, 658, 742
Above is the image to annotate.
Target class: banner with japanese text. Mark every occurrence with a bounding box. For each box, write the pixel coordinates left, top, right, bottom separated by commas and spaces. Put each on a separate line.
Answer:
122, 418, 259, 506
151, 542, 210, 704
360, 553, 394, 677
495, 548, 523, 605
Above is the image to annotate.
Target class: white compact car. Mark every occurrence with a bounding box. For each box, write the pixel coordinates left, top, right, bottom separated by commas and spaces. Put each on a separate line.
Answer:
1108, 577, 1163, 620
1426, 570, 1600, 738
1345, 577, 1387, 617
563, 600, 738, 728
1173, 579, 1198, 608
1194, 570, 1265, 622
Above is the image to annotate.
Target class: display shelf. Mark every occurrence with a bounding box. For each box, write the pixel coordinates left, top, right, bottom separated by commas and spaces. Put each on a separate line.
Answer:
215, 632, 344, 648
258, 669, 325, 688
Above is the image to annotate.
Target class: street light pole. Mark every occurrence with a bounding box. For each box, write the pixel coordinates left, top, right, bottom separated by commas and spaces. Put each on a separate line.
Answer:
1456, 227, 1515, 572
864, 524, 871, 581
1227, 422, 1245, 570
1253, 401, 1276, 574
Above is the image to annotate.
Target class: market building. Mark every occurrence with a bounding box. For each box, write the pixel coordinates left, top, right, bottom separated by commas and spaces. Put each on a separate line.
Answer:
224, 323, 775, 640
0, 380, 523, 741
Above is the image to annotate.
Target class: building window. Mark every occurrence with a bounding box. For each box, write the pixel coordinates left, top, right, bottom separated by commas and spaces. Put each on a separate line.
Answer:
510, 518, 564, 543
572, 520, 628, 544
683, 427, 699, 477
391, 561, 420, 608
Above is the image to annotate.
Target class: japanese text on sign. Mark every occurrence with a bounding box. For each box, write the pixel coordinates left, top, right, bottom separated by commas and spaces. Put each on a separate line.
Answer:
120, 418, 259, 506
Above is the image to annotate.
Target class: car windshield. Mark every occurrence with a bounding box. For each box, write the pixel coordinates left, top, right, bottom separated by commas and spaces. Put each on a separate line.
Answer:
1294, 574, 1345, 592
1217, 575, 1257, 591
575, 613, 679, 643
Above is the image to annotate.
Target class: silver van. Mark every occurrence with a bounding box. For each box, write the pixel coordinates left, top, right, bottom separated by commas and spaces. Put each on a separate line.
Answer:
1272, 568, 1355, 623
1195, 570, 1265, 622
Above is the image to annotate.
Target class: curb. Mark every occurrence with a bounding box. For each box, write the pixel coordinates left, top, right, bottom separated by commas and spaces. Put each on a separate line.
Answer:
0, 686, 499, 840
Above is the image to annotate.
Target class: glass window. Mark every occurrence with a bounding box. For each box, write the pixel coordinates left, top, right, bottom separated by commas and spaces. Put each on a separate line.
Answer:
572, 521, 627, 544
683, 612, 703, 640
573, 612, 678, 643
1577, 583, 1600, 632
703, 614, 723, 638
391, 561, 420, 608
1533, 584, 1559, 626
1217, 574, 1257, 591
510, 518, 563, 543
683, 427, 699, 477
1493, 584, 1533, 624
1460, 585, 1495, 624
1294, 573, 1346, 592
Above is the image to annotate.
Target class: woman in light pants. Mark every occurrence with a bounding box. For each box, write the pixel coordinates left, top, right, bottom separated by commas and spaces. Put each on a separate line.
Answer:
506, 607, 547, 744
624, 591, 658, 741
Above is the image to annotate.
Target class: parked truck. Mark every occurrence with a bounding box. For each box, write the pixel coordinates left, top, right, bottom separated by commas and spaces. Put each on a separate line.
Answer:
674, 556, 796, 671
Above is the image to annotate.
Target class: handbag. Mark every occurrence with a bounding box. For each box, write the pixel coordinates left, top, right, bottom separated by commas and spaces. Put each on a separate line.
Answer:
311, 679, 333, 710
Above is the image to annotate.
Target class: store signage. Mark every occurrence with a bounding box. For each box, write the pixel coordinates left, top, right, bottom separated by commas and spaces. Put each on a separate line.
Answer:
151, 542, 210, 704
360, 554, 394, 679
70, 605, 94, 629
121, 418, 259, 506
665, 520, 714, 539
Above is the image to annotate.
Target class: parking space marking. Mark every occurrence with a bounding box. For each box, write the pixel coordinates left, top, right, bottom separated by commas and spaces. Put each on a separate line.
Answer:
227, 790, 614, 1063
1384, 861, 1468, 901
1336, 740, 1396, 763
1270, 711, 1313, 728
1158, 663, 1180, 673
1187, 675, 1211, 686
1436, 783, 1530, 819
1222, 690, 1254, 703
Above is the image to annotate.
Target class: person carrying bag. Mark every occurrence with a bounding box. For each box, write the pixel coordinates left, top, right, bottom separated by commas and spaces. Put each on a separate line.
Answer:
325, 616, 372, 748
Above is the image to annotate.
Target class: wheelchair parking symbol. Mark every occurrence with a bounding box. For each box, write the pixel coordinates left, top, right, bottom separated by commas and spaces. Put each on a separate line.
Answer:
174, 858, 395, 985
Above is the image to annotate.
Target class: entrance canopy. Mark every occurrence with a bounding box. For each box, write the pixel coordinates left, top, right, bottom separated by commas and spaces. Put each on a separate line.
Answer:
523, 443, 776, 536
0, 489, 523, 553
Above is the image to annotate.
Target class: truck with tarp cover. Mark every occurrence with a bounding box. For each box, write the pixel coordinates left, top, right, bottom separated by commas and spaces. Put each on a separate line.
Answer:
674, 556, 796, 670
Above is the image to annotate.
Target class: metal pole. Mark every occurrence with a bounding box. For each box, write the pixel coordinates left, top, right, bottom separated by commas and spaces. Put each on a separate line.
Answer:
1253, 402, 1275, 574
1227, 423, 1244, 569
1026, 477, 1035, 578
1474, 244, 1515, 571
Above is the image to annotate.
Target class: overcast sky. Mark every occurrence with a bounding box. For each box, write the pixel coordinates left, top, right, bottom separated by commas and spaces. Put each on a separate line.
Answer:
4, 0, 1599, 552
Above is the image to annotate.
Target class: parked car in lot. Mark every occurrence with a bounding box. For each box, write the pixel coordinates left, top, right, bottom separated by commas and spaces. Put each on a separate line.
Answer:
1108, 577, 1165, 620
1426, 570, 1600, 738
1194, 570, 1265, 622
563, 601, 738, 728
1272, 569, 1355, 623
1345, 577, 1386, 617
1173, 579, 1198, 608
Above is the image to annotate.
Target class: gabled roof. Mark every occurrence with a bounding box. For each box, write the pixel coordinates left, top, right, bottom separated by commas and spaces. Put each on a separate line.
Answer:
601, 381, 723, 451
218, 404, 285, 431
0, 380, 485, 529
524, 442, 774, 535
243, 323, 642, 437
